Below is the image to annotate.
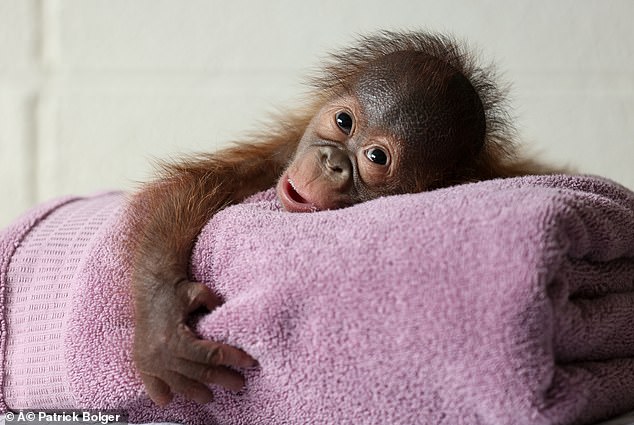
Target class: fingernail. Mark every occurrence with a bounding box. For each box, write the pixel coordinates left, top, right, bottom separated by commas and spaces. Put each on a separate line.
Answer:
195, 392, 214, 405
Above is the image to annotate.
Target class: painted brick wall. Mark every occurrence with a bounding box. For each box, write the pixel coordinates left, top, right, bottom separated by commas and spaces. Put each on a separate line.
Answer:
1, 0, 633, 226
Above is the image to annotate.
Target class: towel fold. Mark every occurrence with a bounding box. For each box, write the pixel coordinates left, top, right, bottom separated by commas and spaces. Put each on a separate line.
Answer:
1, 175, 634, 425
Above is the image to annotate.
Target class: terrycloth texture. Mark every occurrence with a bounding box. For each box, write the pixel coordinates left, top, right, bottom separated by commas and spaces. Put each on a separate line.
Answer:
0, 195, 81, 411
1, 175, 634, 425
0, 193, 132, 410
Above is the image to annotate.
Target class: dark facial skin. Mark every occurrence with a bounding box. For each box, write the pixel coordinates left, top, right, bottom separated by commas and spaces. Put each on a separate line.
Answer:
276, 51, 487, 213
277, 94, 400, 212
130, 31, 545, 408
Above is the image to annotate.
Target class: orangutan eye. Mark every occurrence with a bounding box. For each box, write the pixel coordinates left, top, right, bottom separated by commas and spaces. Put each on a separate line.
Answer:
335, 111, 353, 135
365, 147, 389, 165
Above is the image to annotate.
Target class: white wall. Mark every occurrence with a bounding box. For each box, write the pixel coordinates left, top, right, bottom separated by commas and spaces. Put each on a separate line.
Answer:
1, 0, 633, 227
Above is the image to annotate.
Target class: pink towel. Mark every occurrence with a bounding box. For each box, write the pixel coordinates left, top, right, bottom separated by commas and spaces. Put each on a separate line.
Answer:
1, 175, 634, 425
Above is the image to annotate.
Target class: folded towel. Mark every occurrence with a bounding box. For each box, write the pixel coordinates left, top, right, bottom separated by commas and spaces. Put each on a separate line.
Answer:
1, 175, 634, 425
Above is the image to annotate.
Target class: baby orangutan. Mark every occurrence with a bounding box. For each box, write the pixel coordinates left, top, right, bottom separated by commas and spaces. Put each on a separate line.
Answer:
129, 30, 549, 406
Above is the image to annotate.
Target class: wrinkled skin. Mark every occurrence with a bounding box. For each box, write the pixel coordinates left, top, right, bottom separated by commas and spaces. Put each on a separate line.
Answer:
130, 31, 541, 406
134, 279, 256, 405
